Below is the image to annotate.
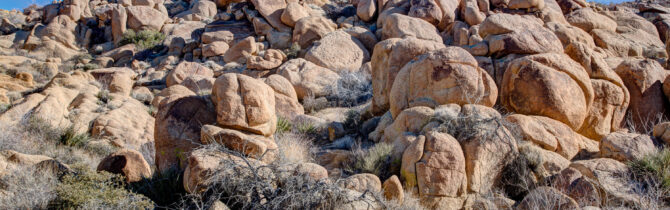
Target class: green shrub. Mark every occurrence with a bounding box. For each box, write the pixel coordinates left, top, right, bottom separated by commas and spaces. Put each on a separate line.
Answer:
348, 143, 395, 180
52, 167, 154, 209
630, 148, 670, 191
297, 122, 317, 135
119, 30, 166, 50
60, 126, 90, 147
276, 117, 292, 134
283, 42, 301, 59
96, 90, 113, 104
0, 103, 10, 114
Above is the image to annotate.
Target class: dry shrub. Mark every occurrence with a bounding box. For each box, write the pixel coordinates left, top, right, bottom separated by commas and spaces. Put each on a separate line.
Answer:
275, 132, 316, 164
0, 166, 58, 209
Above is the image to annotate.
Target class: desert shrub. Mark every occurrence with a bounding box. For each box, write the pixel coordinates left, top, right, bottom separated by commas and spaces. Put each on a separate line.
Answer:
119, 30, 166, 50
276, 117, 292, 134
60, 126, 90, 147
498, 150, 539, 201
129, 167, 186, 208
96, 90, 113, 105
52, 166, 154, 209
283, 42, 301, 59
347, 142, 396, 180
296, 122, 318, 135
326, 70, 372, 107
0, 166, 58, 209
630, 148, 670, 192
0, 103, 10, 114
275, 132, 315, 164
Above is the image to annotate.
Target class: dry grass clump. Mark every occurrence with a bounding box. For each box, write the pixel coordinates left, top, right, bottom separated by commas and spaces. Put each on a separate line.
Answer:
346, 142, 396, 181
0, 166, 59, 209
275, 132, 316, 164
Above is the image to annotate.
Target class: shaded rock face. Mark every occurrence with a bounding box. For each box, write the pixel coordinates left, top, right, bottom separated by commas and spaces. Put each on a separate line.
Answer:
155, 95, 216, 172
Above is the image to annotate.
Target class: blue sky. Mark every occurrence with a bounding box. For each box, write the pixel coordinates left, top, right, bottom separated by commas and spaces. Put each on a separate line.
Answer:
0, 0, 51, 10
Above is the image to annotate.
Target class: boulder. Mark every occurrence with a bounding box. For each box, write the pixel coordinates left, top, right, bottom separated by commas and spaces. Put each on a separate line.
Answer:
545, 22, 595, 48
305, 31, 370, 73
97, 149, 152, 183
591, 28, 667, 59
281, 2, 309, 27
91, 97, 155, 163
370, 37, 445, 115
276, 58, 340, 99
506, 114, 587, 160
263, 75, 304, 119
190, 0, 217, 19
414, 131, 467, 197
292, 16, 337, 48
339, 173, 382, 193
461, 0, 486, 26
408, 0, 443, 25
566, 8, 616, 32
201, 125, 277, 159
389, 47, 497, 118
653, 122, 670, 145
211, 73, 277, 136
247, 49, 287, 70
383, 106, 435, 147
293, 162, 328, 180
382, 14, 443, 43
126, 6, 168, 31
224, 37, 257, 64
614, 58, 669, 131
202, 41, 230, 57
250, 0, 291, 32
570, 158, 643, 207
479, 14, 562, 56
501, 53, 594, 130
600, 132, 656, 162
155, 95, 216, 171
382, 175, 404, 202
166, 61, 214, 87
357, 0, 377, 22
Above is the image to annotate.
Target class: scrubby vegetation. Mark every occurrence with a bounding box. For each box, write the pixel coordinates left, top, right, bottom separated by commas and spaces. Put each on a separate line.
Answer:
630, 148, 670, 192
119, 30, 166, 50
52, 166, 154, 209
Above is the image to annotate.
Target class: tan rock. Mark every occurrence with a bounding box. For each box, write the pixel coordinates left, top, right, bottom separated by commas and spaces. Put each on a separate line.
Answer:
201, 125, 277, 159
126, 6, 168, 31
501, 53, 594, 130
166, 61, 214, 87
250, 0, 290, 32
566, 8, 616, 32
223, 37, 257, 64
600, 132, 656, 162
183, 148, 260, 194
480, 14, 562, 56
383, 106, 435, 144
292, 16, 337, 48
461, 0, 486, 26
202, 41, 230, 57
370, 37, 445, 115
190, 0, 217, 19
382, 14, 443, 43
357, 0, 376, 22
570, 158, 643, 207
151, 84, 195, 108
416, 131, 467, 197
305, 31, 370, 73
276, 58, 340, 99
293, 162, 328, 180
509, 0, 545, 9
382, 175, 404, 203
408, 0, 443, 25
91, 97, 155, 163
155, 95, 217, 171
97, 149, 152, 182
614, 58, 669, 131
653, 122, 670, 145
263, 75, 304, 119
211, 73, 276, 136
518, 143, 570, 179
545, 22, 595, 48
339, 173, 382, 193
247, 49, 286, 70
281, 2, 309, 27
591, 28, 667, 59
506, 114, 586, 160
389, 47, 497, 118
